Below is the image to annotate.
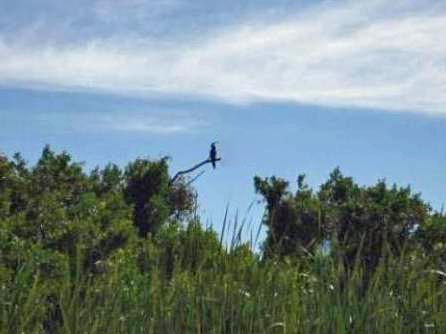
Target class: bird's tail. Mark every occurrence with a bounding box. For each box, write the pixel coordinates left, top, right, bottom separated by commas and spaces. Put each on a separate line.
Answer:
212, 160, 216, 169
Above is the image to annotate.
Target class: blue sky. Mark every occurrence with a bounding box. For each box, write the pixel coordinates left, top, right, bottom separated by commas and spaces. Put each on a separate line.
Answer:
1, 0, 445, 242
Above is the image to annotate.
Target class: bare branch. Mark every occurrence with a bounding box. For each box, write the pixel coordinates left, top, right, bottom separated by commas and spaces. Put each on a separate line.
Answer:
170, 158, 221, 185
186, 170, 206, 186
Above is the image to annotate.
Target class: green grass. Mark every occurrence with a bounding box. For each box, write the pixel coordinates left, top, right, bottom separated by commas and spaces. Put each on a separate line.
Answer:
2, 239, 446, 334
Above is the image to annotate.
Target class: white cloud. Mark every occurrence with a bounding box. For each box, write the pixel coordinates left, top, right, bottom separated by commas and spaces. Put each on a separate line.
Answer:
30, 110, 205, 135
97, 114, 205, 134
0, 1, 445, 114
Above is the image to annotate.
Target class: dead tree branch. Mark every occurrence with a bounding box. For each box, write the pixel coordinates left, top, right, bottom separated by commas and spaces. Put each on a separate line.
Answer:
170, 158, 221, 186
186, 170, 206, 186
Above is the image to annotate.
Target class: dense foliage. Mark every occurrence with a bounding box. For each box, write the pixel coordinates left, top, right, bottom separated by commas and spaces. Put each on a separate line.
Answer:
1, 147, 446, 333
255, 169, 436, 273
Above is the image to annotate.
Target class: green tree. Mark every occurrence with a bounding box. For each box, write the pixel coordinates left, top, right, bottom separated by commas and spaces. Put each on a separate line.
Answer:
255, 168, 430, 274
254, 174, 322, 258
319, 168, 429, 272
416, 212, 446, 267
0, 146, 136, 278
124, 157, 194, 237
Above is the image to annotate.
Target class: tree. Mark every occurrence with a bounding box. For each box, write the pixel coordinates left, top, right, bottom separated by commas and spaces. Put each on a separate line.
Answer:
254, 174, 322, 258
124, 157, 195, 238
0, 154, 12, 217
255, 168, 430, 274
319, 168, 429, 272
415, 212, 446, 267
0, 146, 136, 277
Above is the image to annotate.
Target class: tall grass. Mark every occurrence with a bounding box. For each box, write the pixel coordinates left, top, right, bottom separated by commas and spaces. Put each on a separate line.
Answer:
1, 221, 446, 334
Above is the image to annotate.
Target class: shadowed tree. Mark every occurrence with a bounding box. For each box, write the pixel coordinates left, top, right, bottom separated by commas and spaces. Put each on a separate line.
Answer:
124, 158, 171, 237
319, 168, 429, 273
254, 174, 323, 258
255, 168, 430, 275
415, 212, 446, 267
124, 157, 195, 237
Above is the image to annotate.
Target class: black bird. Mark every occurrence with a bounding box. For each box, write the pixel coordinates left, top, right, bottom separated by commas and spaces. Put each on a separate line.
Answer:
209, 142, 218, 169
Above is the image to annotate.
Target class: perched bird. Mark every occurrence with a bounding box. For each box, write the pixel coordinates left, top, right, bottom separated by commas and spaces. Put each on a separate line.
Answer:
209, 142, 218, 169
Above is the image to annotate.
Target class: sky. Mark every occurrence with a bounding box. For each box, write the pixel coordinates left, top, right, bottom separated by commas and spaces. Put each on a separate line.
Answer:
1, 0, 445, 243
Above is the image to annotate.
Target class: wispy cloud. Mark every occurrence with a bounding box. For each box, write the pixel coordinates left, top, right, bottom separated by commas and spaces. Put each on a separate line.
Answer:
96, 114, 206, 134
0, 0, 445, 114
27, 109, 206, 135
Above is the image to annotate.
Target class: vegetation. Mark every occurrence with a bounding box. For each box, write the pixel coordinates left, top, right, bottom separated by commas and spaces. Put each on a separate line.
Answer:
1, 146, 446, 333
